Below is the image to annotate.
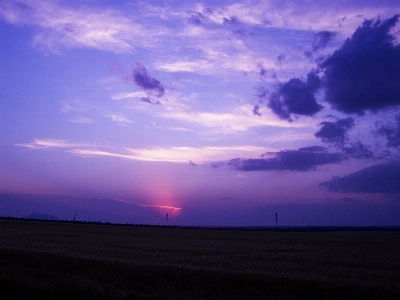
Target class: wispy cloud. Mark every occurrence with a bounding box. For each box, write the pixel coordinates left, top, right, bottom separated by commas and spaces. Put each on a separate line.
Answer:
15, 139, 92, 150
112, 91, 147, 101
109, 114, 132, 125
139, 204, 182, 215
0, 0, 152, 54
69, 117, 94, 124
159, 104, 312, 133
16, 138, 273, 163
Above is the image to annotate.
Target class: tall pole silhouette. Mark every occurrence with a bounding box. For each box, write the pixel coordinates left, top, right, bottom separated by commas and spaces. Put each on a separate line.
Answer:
275, 213, 278, 232
166, 213, 168, 226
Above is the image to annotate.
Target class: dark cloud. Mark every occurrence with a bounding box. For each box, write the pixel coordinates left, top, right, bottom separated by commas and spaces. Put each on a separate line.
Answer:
315, 117, 355, 146
267, 71, 323, 121
320, 161, 400, 194
132, 62, 165, 97
229, 147, 342, 172
320, 15, 400, 114
312, 31, 336, 52
252, 104, 261, 116
374, 114, 400, 147
343, 142, 374, 159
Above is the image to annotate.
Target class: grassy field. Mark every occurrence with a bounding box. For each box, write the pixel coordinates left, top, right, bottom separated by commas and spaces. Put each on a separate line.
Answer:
0, 220, 399, 299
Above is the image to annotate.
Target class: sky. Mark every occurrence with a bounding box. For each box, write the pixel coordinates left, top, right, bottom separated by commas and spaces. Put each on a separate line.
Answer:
1, 0, 400, 227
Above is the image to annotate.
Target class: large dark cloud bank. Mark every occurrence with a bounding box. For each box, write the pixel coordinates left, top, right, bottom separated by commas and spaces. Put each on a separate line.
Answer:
242, 15, 400, 196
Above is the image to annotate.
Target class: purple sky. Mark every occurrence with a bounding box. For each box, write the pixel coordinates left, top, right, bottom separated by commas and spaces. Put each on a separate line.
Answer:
1, 0, 400, 226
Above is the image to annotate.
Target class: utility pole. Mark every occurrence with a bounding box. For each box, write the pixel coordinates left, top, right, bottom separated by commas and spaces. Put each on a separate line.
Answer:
275, 213, 278, 232
166, 213, 168, 226
74, 211, 77, 222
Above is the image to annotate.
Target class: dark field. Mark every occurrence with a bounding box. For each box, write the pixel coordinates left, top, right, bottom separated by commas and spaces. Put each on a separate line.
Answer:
0, 220, 399, 299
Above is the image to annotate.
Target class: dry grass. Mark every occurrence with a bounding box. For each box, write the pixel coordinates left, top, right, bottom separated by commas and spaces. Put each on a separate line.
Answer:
0, 220, 399, 299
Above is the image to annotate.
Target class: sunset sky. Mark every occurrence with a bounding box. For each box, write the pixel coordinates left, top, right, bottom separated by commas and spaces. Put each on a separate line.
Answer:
1, 0, 400, 226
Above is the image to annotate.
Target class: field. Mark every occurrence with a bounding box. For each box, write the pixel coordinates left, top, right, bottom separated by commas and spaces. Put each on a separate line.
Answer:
0, 220, 399, 299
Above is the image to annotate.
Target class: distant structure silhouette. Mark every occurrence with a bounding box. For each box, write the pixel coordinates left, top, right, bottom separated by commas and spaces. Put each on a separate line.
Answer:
166, 213, 169, 225
74, 211, 77, 222
275, 213, 278, 232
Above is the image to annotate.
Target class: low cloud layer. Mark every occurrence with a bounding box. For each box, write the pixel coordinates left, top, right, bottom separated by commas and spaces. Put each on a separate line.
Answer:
267, 71, 323, 121
320, 15, 400, 114
228, 146, 342, 172
320, 161, 400, 194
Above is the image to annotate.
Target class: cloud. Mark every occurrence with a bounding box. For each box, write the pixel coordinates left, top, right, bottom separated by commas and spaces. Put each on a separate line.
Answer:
139, 204, 182, 216
15, 139, 92, 149
109, 115, 132, 124
320, 15, 400, 114
69, 117, 94, 124
16, 139, 272, 164
267, 71, 323, 121
160, 104, 310, 133
112, 91, 147, 101
228, 146, 343, 172
131, 62, 165, 98
320, 161, 400, 193
374, 114, 400, 147
315, 117, 355, 146
342, 142, 374, 159
312, 31, 336, 52
0, 0, 148, 54
252, 104, 261, 116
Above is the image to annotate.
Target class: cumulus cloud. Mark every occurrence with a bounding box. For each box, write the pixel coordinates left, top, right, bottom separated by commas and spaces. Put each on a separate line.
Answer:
320, 15, 400, 114
374, 114, 400, 147
315, 117, 355, 147
267, 71, 323, 121
131, 62, 165, 97
228, 146, 343, 172
320, 161, 400, 193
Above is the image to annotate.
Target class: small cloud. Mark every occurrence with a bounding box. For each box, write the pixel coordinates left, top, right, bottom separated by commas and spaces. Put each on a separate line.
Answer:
312, 31, 336, 52
69, 117, 94, 124
131, 62, 165, 97
109, 114, 132, 124
315, 117, 355, 147
252, 104, 261, 116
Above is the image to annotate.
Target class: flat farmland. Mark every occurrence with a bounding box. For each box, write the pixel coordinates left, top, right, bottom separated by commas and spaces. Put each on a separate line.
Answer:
0, 220, 399, 299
